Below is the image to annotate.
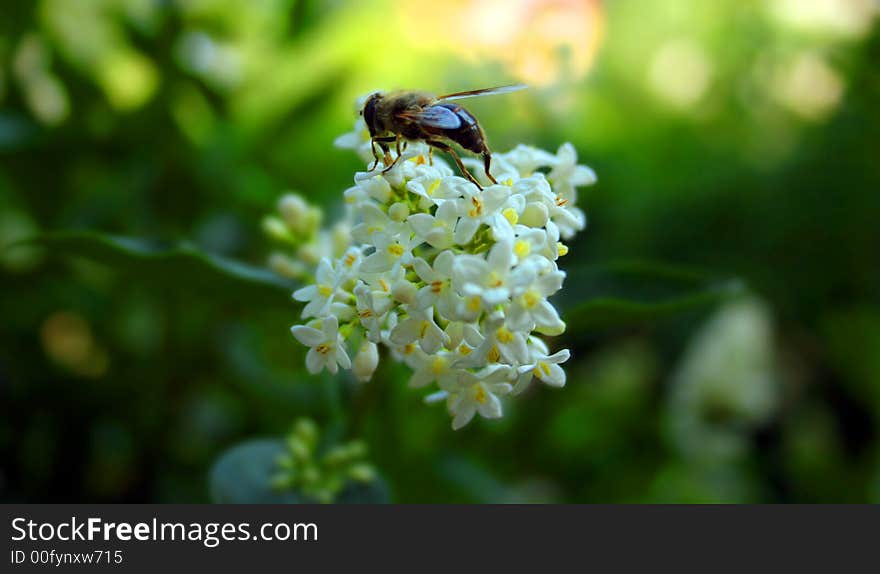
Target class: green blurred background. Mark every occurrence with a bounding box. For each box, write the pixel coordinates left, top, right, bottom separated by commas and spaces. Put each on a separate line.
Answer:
2, 0, 879, 503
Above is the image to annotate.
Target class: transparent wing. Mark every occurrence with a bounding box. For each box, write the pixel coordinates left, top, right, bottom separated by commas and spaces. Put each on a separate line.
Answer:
399, 105, 462, 129
436, 84, 528, 102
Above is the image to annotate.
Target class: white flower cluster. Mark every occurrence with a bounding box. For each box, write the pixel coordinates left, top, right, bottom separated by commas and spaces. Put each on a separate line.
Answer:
286, 110, 596, 429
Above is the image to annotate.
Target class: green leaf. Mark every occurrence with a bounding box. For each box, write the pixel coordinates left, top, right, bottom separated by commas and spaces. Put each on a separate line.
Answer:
556, 260, 745, 333
334, 478, 390, 504
209, 439, 389, 504
18, 230, 296, 310
210, 440, 304, 504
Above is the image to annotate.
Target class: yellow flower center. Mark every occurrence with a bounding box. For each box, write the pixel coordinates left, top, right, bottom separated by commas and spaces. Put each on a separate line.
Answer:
522, 289, 540, 309
458, 343, 472, 356
318, 285, 333, 297
316, 343, 331, 355
514, 240, 531, 258
430, 280, 444, 294
344, 253, 358, 267
379, 279, 390, 292
427, 179, 441, 196
431, 356, 448, 376
388, 243, 405, 257
402, 343, 416, 355
474, 386, 488, 404
487, 345, 501, 363
503, 178, 514, 186
466, 296, 482, 313
496, 327, 514, 344
358, 309, 373, 319
419, 321, 430, 338
555, 194, 568, 207
488, 272, 504, 288
502, 207, 518, 225
536, 361, 551, 379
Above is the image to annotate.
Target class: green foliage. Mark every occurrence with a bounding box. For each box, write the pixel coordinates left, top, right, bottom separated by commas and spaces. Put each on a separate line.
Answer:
559, 261, 745, 333
22, 231, 296, 311
210, 420, 388, 504
210, 440, 302, 504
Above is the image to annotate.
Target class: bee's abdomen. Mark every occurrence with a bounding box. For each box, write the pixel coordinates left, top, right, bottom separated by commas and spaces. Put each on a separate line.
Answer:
431, 104, 486, 154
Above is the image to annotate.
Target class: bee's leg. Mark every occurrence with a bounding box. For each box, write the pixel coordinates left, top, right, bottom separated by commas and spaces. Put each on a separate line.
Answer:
382, 136, 405, 174
369, 140, 381, 171
427, 140, 483, 191
482, 152, 498, 185
428, 147, 434, 166
370, 136, 396, 171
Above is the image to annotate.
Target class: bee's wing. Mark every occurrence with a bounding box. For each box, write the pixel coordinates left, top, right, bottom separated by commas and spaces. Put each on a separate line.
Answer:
398, 105, 462, 129
436, 84, 528, 102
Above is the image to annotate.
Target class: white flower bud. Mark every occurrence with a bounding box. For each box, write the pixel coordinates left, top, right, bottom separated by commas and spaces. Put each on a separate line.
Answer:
391, 279, 418, 304
535, 319, 566, 337
363, 175, 392, 203
262, 216, 291, 242
297, 243, 321, 265
268, 253, 306, 279
278, 194, 311, 234
388, 202, 410, 222
520, 202, 549, 227
353, 341, 379, 382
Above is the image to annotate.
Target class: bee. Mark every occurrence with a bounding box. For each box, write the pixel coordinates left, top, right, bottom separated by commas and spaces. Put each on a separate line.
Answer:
360, 84, 527, 190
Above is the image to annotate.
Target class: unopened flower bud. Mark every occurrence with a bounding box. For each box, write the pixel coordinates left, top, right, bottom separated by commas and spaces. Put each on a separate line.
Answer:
262, 216, 292, 242
392, 279, 418, 304
520, 202, 549, 227
388, 202, 410, 222
297, 243, 321, 265
535, 319, 566, 337
269, 253, 307, 279
353, 341, 379, 382
278, 194, 311, 234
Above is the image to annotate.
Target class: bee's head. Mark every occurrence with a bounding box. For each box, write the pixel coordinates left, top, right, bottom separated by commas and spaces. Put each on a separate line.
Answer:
361, 92, 383, 136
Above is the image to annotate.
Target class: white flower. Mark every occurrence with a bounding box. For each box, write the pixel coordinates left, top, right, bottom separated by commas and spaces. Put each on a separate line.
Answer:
408, 350, 461, 389
389, 306, 449, 354
499, 144, 558, 177
360, 231, 422, 274
286, 102, 597, 429
515, 347, 571, 393
453, 240, 535, 307
442, 366, 513, 430
507, 266, 565, 332
413, 251, 459, 319
548, 142, 597, 203
354, 281, 390, 342
351, 202, 405, 245
406, 170, 463, 206
453, 185, 510, 244
408, 201, 459, 249
293, 258, 342, 318
477, 313, 530, 365
290, 315, 351, 375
